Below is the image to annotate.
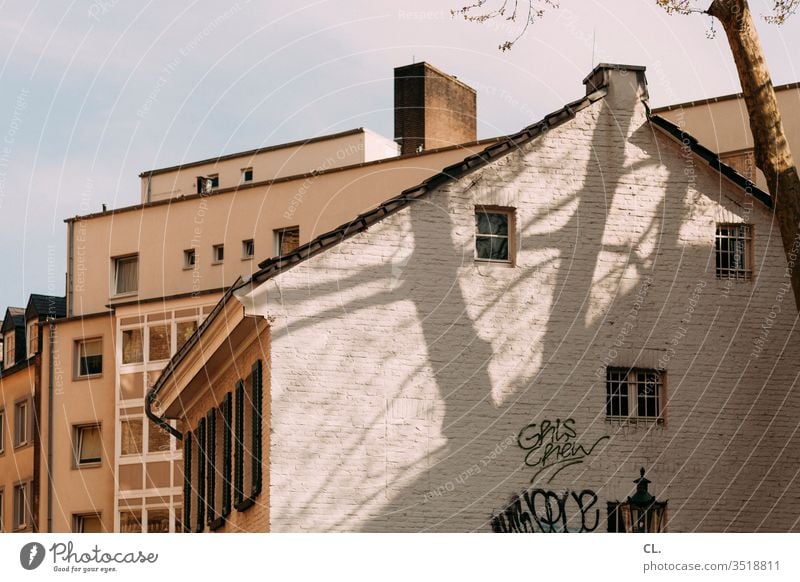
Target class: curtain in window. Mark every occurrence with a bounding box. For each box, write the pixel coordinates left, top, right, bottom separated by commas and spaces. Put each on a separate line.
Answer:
79, 426, 102, 463
79, 340, 102, 376
116, 258, 138, 294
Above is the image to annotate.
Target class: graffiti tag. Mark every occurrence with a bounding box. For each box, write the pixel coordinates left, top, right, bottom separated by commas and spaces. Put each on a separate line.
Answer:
491, 488, 599, 533
518, 418, 609, 483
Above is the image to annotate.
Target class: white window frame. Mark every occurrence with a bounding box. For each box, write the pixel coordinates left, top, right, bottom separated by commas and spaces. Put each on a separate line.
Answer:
242, 239, 254, 259
605, 367, 665, 424
474, 206, 515, 265
74, 423, 102, 467
212, 244, 224, 264
14, 399, 30, 448
4, 331, 15, 368
241, 167, 253, 184
27, 321, 39, 357
75, 337, 103, 379
13, 481, 30, 530
112, 254, 139, 296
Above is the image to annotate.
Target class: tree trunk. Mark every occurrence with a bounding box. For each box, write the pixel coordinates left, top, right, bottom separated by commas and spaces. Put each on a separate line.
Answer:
708, 0, 800, 312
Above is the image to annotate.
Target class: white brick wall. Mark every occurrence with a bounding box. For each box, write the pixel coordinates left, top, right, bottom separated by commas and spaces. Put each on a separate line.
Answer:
253, 69, 800, 532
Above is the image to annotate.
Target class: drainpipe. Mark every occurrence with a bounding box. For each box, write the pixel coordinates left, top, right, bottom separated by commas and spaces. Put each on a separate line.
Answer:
47, 318, 55, 532
145, 391, 183, 441
66, 221, 74, 317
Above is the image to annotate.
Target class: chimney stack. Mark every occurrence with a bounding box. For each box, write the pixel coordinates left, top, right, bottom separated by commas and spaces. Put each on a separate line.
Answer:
394, 62, 477, 155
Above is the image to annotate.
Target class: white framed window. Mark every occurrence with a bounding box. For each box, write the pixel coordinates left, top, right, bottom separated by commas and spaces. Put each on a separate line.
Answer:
242, 239, 254, 259
120, 418, 143, 456
212, 244, 224, 264
716, 224, 753, 280
75, 338, 103, 378
241, 168, 253, 183
73, 513, 102, 533
121, 328, 144, 365
4, 331, 15, 368
274, 227, 300, 258
14, 400, 30, 447
606, 367, 664, 423
113, 255, 139, 295
176, 319, 198, 352
148, 324, 171, 362
13, 482, 29, 530
74, 424, 102, 466
27, 321, 39, 357
183, 249, 196, 269
196, 174, 219, 194
0, 408, 4, 454
475, 206, 515, 264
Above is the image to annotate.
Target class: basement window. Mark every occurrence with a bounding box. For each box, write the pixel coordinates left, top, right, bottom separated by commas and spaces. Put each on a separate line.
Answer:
716, 224, 753, 280
475, 207, 514, 264
606, 367, 664, 423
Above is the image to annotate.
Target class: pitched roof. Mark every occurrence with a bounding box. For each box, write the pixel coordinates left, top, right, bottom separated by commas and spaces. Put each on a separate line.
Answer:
26, 294, 67, 320
147, 72, 774, 409
1, 307, 25, 334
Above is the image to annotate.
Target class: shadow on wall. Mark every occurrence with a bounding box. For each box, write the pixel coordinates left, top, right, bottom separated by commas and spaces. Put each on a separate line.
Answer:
268, 87, 799, 532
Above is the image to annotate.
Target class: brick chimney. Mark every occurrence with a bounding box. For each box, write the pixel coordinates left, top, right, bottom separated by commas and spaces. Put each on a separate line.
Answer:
394, 62, 477, 155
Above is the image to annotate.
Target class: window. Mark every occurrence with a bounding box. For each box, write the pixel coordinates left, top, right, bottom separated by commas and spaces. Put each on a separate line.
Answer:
235, 360, 263, 510
197, 174, 219, 194
122, 328, 144, 364
716, 224, 753, 280
113, 255, 139, 295
606, 367, 664, 422
27, 321, 38, 357
14, 400, 30, 447
475, 207, 514, 263
148, 325, 171, 361
73, 513, 102, 533
76, 338, 102, 377
120, 418, 143, 456
0, 408, 4, 454
176, 320, 198, 351
241, 168, 253, 183
146, 509, 170, 533
13, 482, 29, 530
242, 239, 254, 259
184, 249, 196, 269
74, 424, 102, 466
275, 227, 300, 258
0, 488, 4, 532
212, 244, 224, 264
4, 332, 15, 368
119, 510, 142, 533
148, 423, 171, 454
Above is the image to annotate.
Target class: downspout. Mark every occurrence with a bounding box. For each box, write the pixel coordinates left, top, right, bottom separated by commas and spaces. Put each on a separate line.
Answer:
66, 221, 74, 317
47, 318, 55, 532
145, 391, 183, 441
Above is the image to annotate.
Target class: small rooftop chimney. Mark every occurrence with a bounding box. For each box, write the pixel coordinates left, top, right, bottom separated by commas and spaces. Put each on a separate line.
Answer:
583, 63, 649, 103
394, 62, 477, 156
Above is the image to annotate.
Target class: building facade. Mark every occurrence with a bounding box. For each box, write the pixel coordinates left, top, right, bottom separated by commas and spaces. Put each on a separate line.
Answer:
152, 64, 800, 533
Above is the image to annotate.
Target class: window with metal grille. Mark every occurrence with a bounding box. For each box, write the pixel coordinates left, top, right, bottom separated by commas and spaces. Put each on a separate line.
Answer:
605, 367, 664, 422
716, 224, 753, 280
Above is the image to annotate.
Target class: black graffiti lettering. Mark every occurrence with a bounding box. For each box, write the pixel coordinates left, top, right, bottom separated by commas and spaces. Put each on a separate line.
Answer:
491, 488, 599, 533
517, 418, 609, 483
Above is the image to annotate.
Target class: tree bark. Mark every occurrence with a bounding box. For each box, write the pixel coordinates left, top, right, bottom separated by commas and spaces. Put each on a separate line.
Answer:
709, 0, 800, 312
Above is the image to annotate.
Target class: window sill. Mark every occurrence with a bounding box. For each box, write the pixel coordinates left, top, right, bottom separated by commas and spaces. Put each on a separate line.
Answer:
241, 256, 254, 261
182, 266, 196, 271
73, 373, 103, 382
110, 292, 138, 300
13, 441, 31, 451
605, 416, 665, 426
474, 258, 514, 267
211, 261, 224, 266
74, 461, 102, 470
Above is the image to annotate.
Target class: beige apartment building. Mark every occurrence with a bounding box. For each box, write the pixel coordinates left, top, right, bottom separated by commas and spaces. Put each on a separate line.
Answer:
1, 62, 496, 532
151, 64, 800, 533
654, 82, 800, 190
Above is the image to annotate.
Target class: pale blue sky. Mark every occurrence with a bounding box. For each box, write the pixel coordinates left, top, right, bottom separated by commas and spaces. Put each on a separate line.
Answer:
1, 0, 799, 311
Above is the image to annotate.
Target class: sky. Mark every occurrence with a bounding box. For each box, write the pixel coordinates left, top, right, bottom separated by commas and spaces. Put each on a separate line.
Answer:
1, 0, 799, 311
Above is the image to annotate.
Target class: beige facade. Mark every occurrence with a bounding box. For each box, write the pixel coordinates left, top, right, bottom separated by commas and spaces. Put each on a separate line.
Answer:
153, 64, 800, 533
654, 83, 800, 191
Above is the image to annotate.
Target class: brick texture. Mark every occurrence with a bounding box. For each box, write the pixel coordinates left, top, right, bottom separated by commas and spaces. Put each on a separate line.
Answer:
259, 69, 800, 532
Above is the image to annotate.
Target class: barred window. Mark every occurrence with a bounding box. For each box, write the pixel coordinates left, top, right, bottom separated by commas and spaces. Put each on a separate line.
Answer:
716, 224, 753, 280
606, 367, 664, 422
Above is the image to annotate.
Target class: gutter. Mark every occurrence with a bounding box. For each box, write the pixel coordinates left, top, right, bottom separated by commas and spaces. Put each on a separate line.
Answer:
145, 390, 183, 441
